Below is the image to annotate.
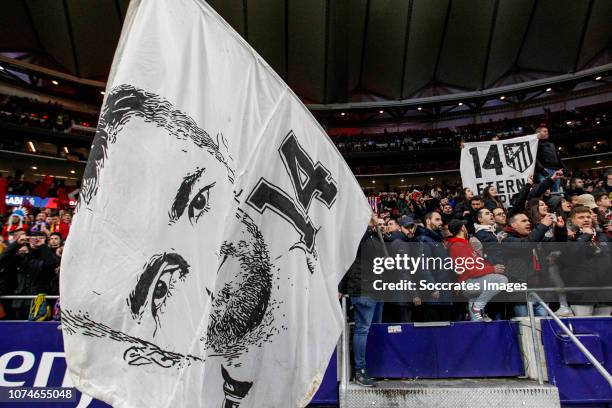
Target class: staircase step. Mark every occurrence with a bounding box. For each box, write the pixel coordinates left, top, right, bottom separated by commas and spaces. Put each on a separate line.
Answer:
344, 378, 560, 408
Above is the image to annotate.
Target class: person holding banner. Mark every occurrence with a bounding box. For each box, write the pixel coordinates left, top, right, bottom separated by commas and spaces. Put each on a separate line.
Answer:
535, 126, 566, 193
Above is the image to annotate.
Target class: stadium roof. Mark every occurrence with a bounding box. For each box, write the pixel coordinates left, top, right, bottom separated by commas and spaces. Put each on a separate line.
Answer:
1, 0, 611, 105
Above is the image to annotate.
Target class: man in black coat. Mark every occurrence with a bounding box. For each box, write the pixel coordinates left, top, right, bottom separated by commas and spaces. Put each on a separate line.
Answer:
414, 211, 454, 321
559, 206, 612, 316
338, 215, 385, 387
535, 126, 566, 193
388, 216, 433, 323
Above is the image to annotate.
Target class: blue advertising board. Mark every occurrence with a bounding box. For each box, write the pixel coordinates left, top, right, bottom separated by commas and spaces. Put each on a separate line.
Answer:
0, 321, 337, 407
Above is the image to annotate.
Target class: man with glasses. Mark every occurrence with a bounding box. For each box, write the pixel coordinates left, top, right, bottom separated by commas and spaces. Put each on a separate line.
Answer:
492, 207, 507, 234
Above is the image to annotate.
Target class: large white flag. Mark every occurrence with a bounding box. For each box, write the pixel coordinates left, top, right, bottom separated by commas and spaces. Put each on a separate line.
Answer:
59, 0, 371, 407
460, 134, 539, 206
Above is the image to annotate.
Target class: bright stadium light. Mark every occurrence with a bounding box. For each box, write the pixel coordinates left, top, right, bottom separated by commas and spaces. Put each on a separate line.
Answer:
595, 76, 602, 80
27, 141, 36, 152
31, 166, 37, 170
340, 112, 345, 116
0, 65, 4, 71
546, 87, 552, 92
417, 107, 422, 111
500, 96, 506, 100
52, 80, 59, 85
372, 180, 375, 184
458, 102, 463, 106
379, 110, 384, 114
401, 179, 405, 182
596, 160, 602, 164
70, 170, 76, 174
100, 91, 106, 95
64, 146, 69, 153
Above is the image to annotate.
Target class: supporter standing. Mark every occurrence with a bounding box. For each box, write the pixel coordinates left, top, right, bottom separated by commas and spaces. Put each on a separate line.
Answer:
384, 218, 403, 242
388, 216, 430, 323
446, 219, 507, 322
483, 186, 504, 211
414, 212, 454, 321
499, 212, 563, 317
492, 207, 507, 234
454, 188, 474, 219
560, 206, 611, 316
535, 126, 565, 193
338, 214, 384, 387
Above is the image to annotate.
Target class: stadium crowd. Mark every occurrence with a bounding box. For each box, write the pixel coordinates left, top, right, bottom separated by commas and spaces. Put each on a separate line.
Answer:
0, 95, 98, 131
0, 172, 78, 320
341, 127, 612, 386
332, 102, 612, 154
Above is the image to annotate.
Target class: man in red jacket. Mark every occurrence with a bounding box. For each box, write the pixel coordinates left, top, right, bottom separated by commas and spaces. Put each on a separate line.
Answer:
446, 219, 507, 321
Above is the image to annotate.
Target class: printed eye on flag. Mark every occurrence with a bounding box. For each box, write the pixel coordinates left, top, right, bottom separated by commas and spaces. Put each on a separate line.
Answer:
59, 0, 371, 407
460, 134, 539, 207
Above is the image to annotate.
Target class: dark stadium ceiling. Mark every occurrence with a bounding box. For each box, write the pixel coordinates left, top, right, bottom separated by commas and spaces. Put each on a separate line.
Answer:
1, 0, 612, 106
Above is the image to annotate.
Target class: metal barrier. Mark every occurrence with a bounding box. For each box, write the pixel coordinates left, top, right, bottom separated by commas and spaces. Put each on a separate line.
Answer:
527, 291, 612, 388
339, 295, 349, 408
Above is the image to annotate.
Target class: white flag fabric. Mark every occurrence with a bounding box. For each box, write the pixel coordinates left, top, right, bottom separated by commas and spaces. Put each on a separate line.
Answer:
60, 0, 371, 407
460, 134, 539, 206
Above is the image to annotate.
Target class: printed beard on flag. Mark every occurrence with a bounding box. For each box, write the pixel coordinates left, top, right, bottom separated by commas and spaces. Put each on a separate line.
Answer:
59, 0, 371, 407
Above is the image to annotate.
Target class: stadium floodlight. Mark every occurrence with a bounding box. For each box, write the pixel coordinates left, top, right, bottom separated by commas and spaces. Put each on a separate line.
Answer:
27, 141, 36, 152
417, 107, 422, 111
70, 170, 76, 174
100, 91, 106, 95
379, 110, 384, 114
0, 65, 4, 71
31, 166, 37, 170
595, 76, 602, 80
546, 87, 552, 92
500, 96, 506, 100
340, 112, 345, 116
52, 80, 59, 85
458, 102, 463, 106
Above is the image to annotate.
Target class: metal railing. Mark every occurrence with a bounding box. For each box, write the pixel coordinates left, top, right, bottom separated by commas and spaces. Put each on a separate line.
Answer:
339, 295, 350, 408
526, 290, 612, 388
338, 287, 612, 398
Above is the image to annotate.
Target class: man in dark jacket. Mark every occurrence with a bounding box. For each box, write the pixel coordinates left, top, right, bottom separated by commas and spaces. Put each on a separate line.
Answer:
388, 216, 432, 323
0, 230, 59, 319
473, 208, 503, 265
535, 126, 565, 193
384, 218, 404, 242
338, 215, 384, 387
499, 212, 562, 317
414, 211, 454, 321
560, 206, 612, 316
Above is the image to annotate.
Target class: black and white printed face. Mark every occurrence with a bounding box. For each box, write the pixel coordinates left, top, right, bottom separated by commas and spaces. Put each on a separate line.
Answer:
91, 119, 230, 354
64, 85, 275, 370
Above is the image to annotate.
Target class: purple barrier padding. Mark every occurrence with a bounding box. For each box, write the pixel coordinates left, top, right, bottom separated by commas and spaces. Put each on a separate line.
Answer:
365, 321, 524, 379
309, 350, 338, 405
0, 321, 109, 408
0, 321, 338, 407
541, 317, 612, 405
